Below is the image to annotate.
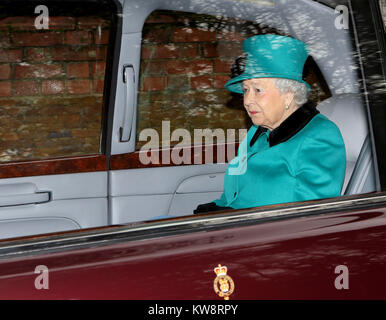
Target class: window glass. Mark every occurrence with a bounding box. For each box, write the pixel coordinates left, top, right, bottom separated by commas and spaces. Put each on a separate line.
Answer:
381, 0, 386, 28
136, 10, 331, 150
0, 1, 113, 162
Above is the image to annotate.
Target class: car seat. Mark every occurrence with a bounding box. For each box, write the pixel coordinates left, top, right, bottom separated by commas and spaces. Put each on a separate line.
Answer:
317, 93, 376, 195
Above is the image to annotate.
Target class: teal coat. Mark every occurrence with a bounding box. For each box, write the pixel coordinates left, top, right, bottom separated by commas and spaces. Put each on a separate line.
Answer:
214, 102, 346, 209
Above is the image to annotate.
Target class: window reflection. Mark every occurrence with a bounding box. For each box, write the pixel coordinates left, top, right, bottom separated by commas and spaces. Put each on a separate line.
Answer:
0, 2, 112, 162
136, 10, 331, 150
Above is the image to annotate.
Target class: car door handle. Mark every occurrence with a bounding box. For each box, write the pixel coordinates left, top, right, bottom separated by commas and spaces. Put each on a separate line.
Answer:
0, 183, 51, 207
0, 191, 51, 207
120, 64, 135, 142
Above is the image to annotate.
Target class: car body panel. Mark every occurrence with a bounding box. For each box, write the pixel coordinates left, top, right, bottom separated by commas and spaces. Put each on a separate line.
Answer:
0, 198, 385, 299
0, 0, 385, 300
0, 166, 108, 240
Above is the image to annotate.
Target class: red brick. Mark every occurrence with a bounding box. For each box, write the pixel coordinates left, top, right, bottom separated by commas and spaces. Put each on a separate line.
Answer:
0, 17, 36, 30
165, 59, 212, 75
14, 64, 62, 79
145, 13, 176, 24
0, 49, 22, 62
141, 46, 153, 59
1, 132, 18, 141
142, 44, 183, 60
143, 77, 166, 91
72, 128, 100, 138
91, 61, 106, 77
25, 48, 51, 62
204, 42, 242, 58
172, 27, 216, 42
53, 46, 105, 61
12, 32, 62, 46
190, 59, 213, 74
0, 64, 11, 79
62, 114, 81, 126
93, 79, 104, 93
213, 75, 230, 88
67, 79, 90, 94
13, 81, 39, 96
49, 16, 76, 30
145, 61, 165, 75
0, 32, 11, 48
216, 30, 245, 42
177, 43, 199, 58
213, 59, 233, 73
191, 75, 213, 89
167, 75, 189, 90
67, 62, 90, 78
148, 91, 169, 103
64, 31, 92, 45
42, 80, 65, 95
152, 44, 179, 59
165, 60, 190, 74
142, 27, 170, 44
77, 17, 109, 29
101, 46, 108, 59
203, 43, 219, 58
0, 81, 11, 96
94, 29, 109, 44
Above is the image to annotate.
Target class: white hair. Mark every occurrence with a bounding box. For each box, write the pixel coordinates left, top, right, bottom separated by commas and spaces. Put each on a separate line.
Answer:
274, 78, 308, 106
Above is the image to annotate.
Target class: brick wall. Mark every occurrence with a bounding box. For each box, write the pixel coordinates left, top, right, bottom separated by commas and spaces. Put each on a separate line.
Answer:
136, 11, 330, 149
0, 15, 109, 162
137, 12, 250, 149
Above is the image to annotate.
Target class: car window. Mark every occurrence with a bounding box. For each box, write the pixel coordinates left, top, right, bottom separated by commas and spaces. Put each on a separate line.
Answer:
0, 1, 113, 162
136, 10, 331, 150
381, 0, 386, 29
130, 2, 380, 211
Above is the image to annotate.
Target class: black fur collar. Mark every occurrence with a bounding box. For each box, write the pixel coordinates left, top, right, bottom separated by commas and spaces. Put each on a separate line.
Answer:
250, 101, 319, 148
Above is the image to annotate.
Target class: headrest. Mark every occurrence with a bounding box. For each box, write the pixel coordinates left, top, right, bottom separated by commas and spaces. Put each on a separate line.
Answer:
317, 93, 368, 162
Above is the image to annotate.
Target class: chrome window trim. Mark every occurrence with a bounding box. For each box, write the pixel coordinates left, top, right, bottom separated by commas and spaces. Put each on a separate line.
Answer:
0, 192, 386, 260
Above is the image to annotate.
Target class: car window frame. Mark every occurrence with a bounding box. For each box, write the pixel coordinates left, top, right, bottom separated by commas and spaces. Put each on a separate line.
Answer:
349, 0, 386, 191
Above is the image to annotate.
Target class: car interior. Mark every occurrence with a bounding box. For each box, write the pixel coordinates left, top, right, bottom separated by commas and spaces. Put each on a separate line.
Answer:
0, 0, 378, 240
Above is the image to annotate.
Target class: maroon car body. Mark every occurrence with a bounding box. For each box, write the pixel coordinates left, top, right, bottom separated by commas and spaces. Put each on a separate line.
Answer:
1, 194, 386, 299
0, 0, 386, 300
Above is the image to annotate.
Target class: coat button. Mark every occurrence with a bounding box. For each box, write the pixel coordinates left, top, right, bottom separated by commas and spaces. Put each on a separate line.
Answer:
234, 192, 237, 197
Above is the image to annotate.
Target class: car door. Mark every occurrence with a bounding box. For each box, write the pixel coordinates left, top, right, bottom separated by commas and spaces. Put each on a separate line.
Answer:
0, 0, 120, 239
108, 3, 244, 223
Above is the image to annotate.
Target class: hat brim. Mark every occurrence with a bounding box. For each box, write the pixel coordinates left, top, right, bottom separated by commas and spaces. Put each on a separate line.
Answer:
225, 72, 311, 94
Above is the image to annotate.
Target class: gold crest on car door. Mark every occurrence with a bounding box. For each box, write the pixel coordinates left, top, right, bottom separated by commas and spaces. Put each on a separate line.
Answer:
213, 264, 235, 300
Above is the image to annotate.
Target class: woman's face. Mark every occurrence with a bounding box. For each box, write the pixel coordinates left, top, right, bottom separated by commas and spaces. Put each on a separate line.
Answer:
242, 78, 293, 130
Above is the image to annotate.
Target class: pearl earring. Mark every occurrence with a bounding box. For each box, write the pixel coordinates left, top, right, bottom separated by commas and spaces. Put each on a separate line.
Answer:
285, 104, 289, 110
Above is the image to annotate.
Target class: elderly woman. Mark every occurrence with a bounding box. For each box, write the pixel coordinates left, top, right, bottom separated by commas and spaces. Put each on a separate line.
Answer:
194, 34, 346, 214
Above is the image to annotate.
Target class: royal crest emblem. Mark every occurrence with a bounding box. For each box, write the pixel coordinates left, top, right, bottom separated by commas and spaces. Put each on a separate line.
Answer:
213, 264, 235, 300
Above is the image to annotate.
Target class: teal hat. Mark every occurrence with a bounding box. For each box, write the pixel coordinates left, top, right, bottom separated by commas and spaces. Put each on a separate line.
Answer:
225, 34, 311, 93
